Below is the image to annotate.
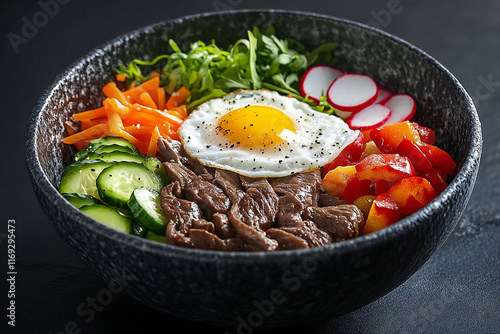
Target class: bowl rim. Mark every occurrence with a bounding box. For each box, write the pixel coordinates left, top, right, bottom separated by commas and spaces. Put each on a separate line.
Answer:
25, 9, 482, 263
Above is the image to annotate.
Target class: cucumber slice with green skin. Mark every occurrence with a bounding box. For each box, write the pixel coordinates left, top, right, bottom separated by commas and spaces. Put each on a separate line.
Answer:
96, 162, 162, 209
61, 193, 103, 208
131, 219, 148, 237
128, 187, 169, 235
146, 231, 167, 244
94, 144, 136, 155
142, 157, 171, 186
73, 136, 139, 162
59, 160, 113, 199
85, 151, 146, 164
80, 204, 132, 233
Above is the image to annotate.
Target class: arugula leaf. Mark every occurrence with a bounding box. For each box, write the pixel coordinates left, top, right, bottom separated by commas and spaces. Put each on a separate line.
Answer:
116, 26, 339, 112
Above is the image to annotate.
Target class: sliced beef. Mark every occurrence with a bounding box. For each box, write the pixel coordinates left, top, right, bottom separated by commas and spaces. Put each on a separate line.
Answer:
214, 169, 245, 204
157, 137, 193, 166
193, 161, 214, 182
227, 178, 279, 251
213, 213, 236, 239
275, 194, 305, 227
270, 169, 322, 209
279, 225, 332, 247
189, 229, 244, 251
266, 228, 309, 250
192, 219, 215, 233
185, 178, 231, 217
318, 192, 350, 207
302, 205, 364, 241
163, 162, 197, 191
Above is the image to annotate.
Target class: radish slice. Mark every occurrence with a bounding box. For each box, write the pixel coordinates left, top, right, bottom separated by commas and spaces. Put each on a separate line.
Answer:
327, 74, 379, 113
334, 109, 352, 119
375, 87, 392, 104
345, 104, 391, 130
299, 65, 343, 103
381, 94, 416, 126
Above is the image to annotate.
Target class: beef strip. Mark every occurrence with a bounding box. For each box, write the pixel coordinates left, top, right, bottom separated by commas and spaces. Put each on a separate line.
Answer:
185, 178, 231, 218
161, 182, 204, 247
214, 169, 245, 204
302, 205, 364, 241
318, 192, 350, 207
227, 178, 279, 251
192, 219, 215, 233
193, 161, 214, 182
270, 169, 323, 209
189, 229, 244, 251
266, 228, 309, 250
163, 162, 197, 191
157, 137, 193, 166
213, 213, 236, 239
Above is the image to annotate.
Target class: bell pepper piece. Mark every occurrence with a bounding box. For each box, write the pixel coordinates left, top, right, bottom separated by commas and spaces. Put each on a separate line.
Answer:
387, 176, 436, 215
371, 121, 421, 153
363, 193, 400, 234
417, 143, 456, 175
322, 165, 358, 199
353, 195, 376, 221
371, 179, 391, 195
418, 168, 448, 195
394, 139, 433, 172
356, 154, 416, 183
410, 122, 435, 145
360, 140, 381, 160
322, 131, 365, 176
343, 178, 373, 203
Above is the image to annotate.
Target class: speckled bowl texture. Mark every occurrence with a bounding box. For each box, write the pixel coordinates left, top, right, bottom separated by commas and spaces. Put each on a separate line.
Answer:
25, 10, 481, 328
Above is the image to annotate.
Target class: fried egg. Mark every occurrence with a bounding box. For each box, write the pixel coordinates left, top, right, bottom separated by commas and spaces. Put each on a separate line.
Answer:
178, 90, 358, 177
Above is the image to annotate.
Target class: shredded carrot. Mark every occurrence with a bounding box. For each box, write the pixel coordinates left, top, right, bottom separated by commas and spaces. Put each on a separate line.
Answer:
147, 126, 161, 157
106, 110, 123, 134
166, 86, 190, 109
73, 107, 106, 121
123, 125, 155, 137
157, 87, 166, 110
124, 77, 160, 104
116, 73, 127, 82
62, 123, 109, 145
105, 98, 131, 119
169, 105, 188, 119
131, 104, 184, 128
102, 82, 130, 106
139, 92, 158, 109
80, 117, 107, 130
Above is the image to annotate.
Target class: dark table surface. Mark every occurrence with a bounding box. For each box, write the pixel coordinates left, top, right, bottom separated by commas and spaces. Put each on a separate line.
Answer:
1, 0, 499, 333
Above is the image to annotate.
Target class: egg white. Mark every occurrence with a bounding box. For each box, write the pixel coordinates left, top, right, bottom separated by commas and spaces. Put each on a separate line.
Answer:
178, 90, 358, 177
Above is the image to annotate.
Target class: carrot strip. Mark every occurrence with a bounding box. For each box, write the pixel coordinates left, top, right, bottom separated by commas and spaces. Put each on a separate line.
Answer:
147, 126, 161, 157
123, 125, 155, 137
61, 123, 109, 145
166, 86, 190, 109
131, 104, 183, 128
124, 77, 160, 104
139, 92, 158, 109
80, 117, 107, 130
169, 105, 188, 119
107, 110, 123, 134
73, 107, 106, 121
116, 73, 127, 82
105, 98, 131, 119
157, 87, 166, 110
102, 82, 130, 106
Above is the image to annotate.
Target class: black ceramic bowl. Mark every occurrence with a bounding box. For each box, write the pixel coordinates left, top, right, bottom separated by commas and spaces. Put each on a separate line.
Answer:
25, 10, 481, 328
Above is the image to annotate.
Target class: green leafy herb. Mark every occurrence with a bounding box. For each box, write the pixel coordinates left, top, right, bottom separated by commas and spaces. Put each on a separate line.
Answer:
116, 26, 339, 112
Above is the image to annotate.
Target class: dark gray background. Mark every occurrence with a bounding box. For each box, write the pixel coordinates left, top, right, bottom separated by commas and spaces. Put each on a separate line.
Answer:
1, 0, 499, 333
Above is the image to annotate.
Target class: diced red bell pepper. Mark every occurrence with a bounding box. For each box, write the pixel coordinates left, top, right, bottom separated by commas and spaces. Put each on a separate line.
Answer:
417, 143, 457, 175
410, 122, 435, 145
343, 178, 374, 203
418, 168, 448, 195
322, 165, 358, 199
371, 121, 421, 153
386, 176, 436, 215
356, 153, 416, 183
370, 179, 392, 195
323, 131, 365, 176
363, 193, 400, 234
394, 139, 433, 172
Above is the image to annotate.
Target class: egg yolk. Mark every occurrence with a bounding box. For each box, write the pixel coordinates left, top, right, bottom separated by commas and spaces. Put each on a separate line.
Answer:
217, 105, 296, 149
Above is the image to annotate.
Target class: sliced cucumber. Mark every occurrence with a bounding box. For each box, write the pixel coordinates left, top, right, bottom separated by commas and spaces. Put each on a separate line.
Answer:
146, 231, 167, 244
142, 157, 171, 186
94, 144, 136, 155
128, 187, 169, 235
85, 151, 146, 164
80, 204, 132, 233
59, 160, 113, 199
61, 193, 103, 208
96, 162, 162, 209
74, 136, 139, 162
131, 219, 148, 237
